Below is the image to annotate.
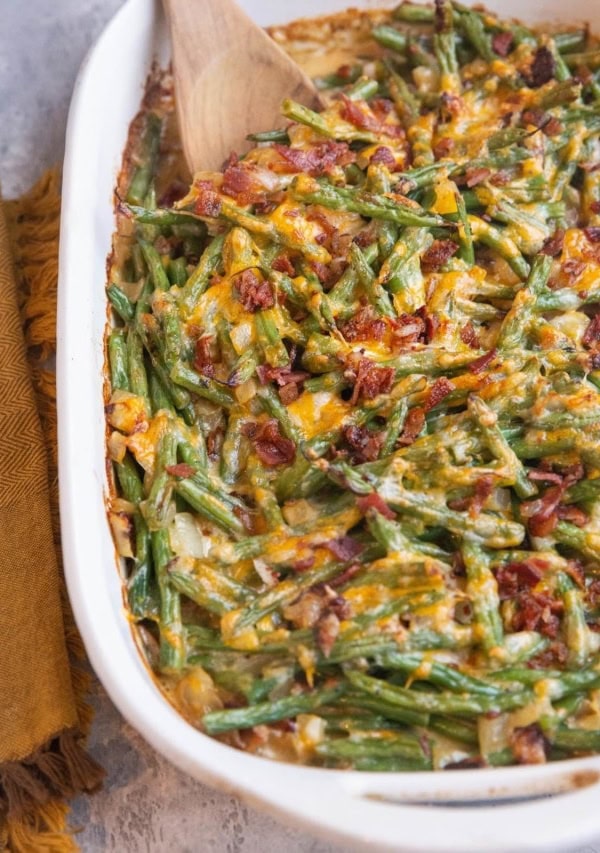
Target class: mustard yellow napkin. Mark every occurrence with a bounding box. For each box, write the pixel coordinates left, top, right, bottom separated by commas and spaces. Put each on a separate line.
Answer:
0, 171, 104, 852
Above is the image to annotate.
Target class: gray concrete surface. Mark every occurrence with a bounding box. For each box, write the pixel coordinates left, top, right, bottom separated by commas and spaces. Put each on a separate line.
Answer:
2, 2, 600, 852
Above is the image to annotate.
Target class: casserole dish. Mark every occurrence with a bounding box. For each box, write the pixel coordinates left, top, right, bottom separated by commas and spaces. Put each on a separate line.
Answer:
58, 0, 600, 849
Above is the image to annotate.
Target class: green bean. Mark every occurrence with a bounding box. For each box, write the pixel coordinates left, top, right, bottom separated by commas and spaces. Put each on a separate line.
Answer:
108, 329, 130, 391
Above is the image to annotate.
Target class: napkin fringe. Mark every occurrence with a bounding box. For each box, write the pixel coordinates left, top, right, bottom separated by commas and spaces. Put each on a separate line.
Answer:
2, 170, 105, 852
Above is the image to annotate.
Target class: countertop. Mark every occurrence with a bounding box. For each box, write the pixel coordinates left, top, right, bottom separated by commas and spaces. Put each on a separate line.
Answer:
1, 3, 600, 852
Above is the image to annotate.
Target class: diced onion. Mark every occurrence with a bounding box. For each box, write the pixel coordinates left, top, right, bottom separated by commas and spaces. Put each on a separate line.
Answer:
169, 513, 209, 559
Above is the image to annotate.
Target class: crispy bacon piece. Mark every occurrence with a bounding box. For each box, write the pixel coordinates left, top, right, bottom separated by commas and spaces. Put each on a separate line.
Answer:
433, 136, 454, 159
591, 201, 600, 214
528, 47, 556, 88
522, 465, 585, 537
468, 348, 496, 374
234, 269, 274, 312
328, 563, 363, 588
390, 313, 426, 349
272, 141, 355, 176
165, 463, 196, 478
513, 590, 563, 637
339, 94, 403, 138
344, 354, 395, 404
292, 554, 316, 572
324, 536, 364, 562
221, 160, 254, 199
585, 226, 600, 243
470, 475, 495, 517
311, 261, 334, 285
206, 425, 224, 460
370, 146, 396, 168
492, 31, 514, 57
527, 641, 569, 669
398, 406, 426, 446
193, 336, 215, 378
256, 364, 310, 406
540, 228, 565, 257
421, 239, 458, 273
510, 724, 548, 765
339, 306, 386, 342
425, 377, 454, 411
460, 321, 481, 349
193, 181, 222, 217
465, 167, 491, 188
271, 254, 295, 276
356, 493, 396, 519
418, 306, 439, 343
242, 419, 295, 466
556, 505, 589, 527
343, 424, 384, 463
495, 558, 548, 600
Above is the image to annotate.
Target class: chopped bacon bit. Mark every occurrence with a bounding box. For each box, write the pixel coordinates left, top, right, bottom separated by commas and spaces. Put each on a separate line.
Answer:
344, 354, 395, 404
439, 92, 462, 121
324, 536, 364, 562
465, 167, 491, 188
343, 424, 384, 463
521, 108, 546, 128
207, 426, 224, 460
510, 724, 548, 765
292, 555, 316, 572
421, 239, 458, 273
370, 146, 396, 168
415, 306, 439, 343
339, 94, 380, 131
221, 162, 253, 199
316, 612, 340, 658
527, 641, 569, 669
433, 136, 454, 159
543, 116, 563, 137
460, 321, 481, 349
522, 465, 585, 537
273, 141, 355, 176
528, 47, 556, 88
540, 228, 565, 257
591, 201, 600, 214
470, 475, 495, 517
242, 419, 296, 466
528, 469, 563, 485
271, 254, 295, 276
425, 377, 454, 411
495, 558, 548, 599
398, 406, 426, 446
513, 590, 563, 637
371, 98, 394, 117
390, 313, 426, 349
256, 363, 310, 390
279, 383, 300, 405
468, 349, 496, 374
234, 269, 274, 312
311, 261, 333, 285
584, 226, 600, 243
339, 306, 386, 342
565, 559, 585, 588
356, 493, 396, 519
556, 505, 589, 527
492, 31, 514, 57
165, 463, 196, 478
329, 562, 363, 588
562, 259, 586, 284
193, 181, 222, 217
193, 336, 215, 378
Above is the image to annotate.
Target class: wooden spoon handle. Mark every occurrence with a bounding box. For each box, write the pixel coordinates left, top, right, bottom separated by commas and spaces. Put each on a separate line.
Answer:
164, 0, 320, 173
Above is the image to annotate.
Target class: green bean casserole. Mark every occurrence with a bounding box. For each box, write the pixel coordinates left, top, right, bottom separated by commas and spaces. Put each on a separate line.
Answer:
105, 2, 600, 770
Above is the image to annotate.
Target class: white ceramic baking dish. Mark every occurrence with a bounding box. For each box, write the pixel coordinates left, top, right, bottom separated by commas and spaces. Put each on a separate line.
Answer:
58, 1, 600, 850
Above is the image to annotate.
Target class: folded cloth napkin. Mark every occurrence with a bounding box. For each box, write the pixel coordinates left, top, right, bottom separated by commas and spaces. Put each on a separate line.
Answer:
0, 171, 104, 852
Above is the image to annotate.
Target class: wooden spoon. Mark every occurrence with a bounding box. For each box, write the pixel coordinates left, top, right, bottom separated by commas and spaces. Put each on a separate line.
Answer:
163, 0, 322, 174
